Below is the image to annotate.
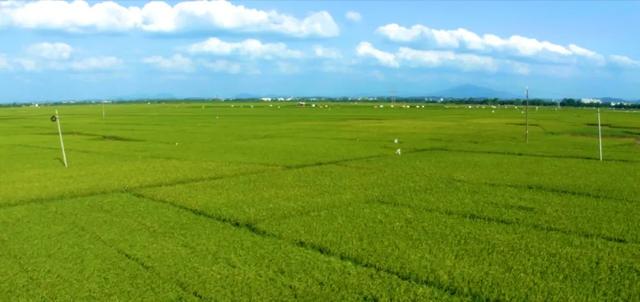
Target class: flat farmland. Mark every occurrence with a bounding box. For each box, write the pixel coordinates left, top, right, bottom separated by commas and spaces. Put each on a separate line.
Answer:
1, 102, 639, 301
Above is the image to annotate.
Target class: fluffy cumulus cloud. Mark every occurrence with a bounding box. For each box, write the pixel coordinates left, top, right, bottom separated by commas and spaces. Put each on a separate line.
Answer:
376, 23, 611, 64
0, 0, 339, 37
356, 42, 529, 74
188, 37, 304, 60
143, 54, 194, 72
356, 42, 399, 68
27, 42, 73, 60
345, 11, 361, 22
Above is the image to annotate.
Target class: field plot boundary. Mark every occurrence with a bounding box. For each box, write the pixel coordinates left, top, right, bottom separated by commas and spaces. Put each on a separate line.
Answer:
127, 191, 495, 301
371, 199, 635, 245
453, 178, 638, 204
4, 146, 635, 210
72, 223, 209, 301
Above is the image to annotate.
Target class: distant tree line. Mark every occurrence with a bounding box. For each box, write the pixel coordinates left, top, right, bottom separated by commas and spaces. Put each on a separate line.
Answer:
2, 97, 640, 109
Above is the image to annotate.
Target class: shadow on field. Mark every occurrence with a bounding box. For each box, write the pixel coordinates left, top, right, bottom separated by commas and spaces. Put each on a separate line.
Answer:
37, 131, 145, 142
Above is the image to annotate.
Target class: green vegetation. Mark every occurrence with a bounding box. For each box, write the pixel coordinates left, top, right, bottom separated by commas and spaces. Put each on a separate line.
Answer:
1, 102, 639, 301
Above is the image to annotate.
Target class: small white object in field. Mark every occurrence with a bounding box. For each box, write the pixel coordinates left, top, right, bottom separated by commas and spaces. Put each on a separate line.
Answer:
231, 105, 235, 108
536, 106, 539, 111
390, 105, 394, 108
468, 106, 472, 109
521, 111, 525, 114
394, 138, 399, 144
175, 142, 179, 146
251, 105, 254, 108
277, 106, 281, 109
380, 105, 384, 108
312, 104, 316, 108
395, 148, 402, 155
269, 104, 273, 107
492, 110, 495, 113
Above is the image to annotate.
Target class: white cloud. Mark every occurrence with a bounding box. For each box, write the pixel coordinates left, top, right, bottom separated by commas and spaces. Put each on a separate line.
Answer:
356, 42, 529, 74
356, 42, 399, 68
0, 54, 10, 70
313, 45, 342, 59
143, 54, 194, 72
609, 55, 640, 68
5, 0, 141, 32
202, 59, 259, 75
376, 23, 608, 64
27, 42, 73, 60
70, 56, 122, 71
345, 11, 361, 22
0, 0, 339, 37
188, 37, 303, 60
396, 47, 498, 72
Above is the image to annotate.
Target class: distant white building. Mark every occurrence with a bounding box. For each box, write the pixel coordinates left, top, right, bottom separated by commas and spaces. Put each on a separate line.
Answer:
581, 98, 602, 104
260, 97, 272, 102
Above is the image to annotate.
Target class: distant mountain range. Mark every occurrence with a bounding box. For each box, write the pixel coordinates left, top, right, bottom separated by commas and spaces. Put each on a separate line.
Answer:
430, 84, 518, 99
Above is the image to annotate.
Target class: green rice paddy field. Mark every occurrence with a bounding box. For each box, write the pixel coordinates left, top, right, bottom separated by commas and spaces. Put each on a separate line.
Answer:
1, 102, 639, 301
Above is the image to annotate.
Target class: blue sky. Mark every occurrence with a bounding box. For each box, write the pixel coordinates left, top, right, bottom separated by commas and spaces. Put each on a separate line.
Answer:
0, 0, 639, 103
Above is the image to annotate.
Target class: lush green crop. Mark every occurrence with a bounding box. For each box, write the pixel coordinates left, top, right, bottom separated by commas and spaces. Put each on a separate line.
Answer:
1, 102, 639, 300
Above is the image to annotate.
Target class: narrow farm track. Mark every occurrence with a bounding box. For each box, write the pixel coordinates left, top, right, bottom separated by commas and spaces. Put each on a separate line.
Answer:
127, 191, 496, 302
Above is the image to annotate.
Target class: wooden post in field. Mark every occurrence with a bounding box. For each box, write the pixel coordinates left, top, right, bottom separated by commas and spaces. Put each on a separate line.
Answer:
525, 87, 529, 144
55, 110, 68, 168
597, 108, 603, 161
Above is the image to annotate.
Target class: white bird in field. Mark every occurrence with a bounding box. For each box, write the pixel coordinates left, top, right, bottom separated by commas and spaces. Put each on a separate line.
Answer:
394, 138, 399, 144
395, 148, 402, 155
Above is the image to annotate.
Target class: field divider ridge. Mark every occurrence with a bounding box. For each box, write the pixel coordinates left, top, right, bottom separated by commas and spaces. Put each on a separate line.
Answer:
70, 222, 209, 301
127, 191, 496, 301
370, 199, 635, 246
1, 151, 400, 210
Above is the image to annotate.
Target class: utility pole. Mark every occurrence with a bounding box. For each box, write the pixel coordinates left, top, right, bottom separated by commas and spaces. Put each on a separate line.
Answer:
598, 108, 603, 161
55, 110, 68, 168
525, 87, 529, 144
